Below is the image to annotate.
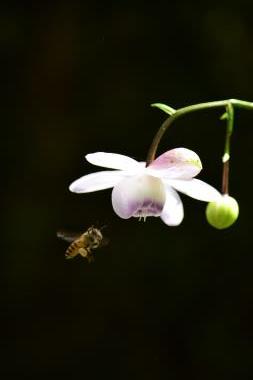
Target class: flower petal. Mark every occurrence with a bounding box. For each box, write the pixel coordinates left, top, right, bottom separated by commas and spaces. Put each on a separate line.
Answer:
112, 175, 166, 219
166, 178, 221, 202
148, 148, 202, 179
86, 152, 140, 170
69, 170, 126, 193
160, 186, 184, 226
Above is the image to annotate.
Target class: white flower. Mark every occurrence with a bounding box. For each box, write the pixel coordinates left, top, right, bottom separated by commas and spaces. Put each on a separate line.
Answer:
69, 149, 221, 226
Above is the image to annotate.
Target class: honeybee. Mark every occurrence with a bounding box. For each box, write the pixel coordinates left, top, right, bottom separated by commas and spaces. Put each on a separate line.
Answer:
57, 226, 108, 263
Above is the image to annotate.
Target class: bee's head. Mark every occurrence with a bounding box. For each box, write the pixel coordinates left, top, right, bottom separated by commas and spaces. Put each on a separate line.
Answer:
87, 227, 103, 247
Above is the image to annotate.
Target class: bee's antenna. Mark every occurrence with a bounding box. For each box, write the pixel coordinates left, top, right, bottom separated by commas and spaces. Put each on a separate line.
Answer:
94, 219, 108, 231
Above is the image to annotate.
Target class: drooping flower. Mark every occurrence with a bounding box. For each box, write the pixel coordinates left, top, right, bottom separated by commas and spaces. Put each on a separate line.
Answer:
69, 148, 221, 226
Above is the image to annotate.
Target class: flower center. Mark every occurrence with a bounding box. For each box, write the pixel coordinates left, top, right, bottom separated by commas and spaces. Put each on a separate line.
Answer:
133, 198, 164, 218
111, 174, 166, 219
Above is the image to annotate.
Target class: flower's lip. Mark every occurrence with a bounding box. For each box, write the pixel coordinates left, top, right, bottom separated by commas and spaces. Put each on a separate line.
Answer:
111, 174, 166, 219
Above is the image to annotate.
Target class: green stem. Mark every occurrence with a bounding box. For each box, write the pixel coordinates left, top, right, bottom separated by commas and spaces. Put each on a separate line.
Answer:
146, 98, 253, 166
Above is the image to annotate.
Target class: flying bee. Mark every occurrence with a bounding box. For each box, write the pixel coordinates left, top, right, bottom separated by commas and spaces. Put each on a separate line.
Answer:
57, 226, 108, 263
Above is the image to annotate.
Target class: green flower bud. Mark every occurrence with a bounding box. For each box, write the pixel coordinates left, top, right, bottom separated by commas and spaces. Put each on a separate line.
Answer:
206, 195, 239, 230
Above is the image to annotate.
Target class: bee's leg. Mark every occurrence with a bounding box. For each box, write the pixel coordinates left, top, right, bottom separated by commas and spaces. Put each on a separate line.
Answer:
79, 248, 94, 263
85, 248, 95, 263
79, 248, 88, 258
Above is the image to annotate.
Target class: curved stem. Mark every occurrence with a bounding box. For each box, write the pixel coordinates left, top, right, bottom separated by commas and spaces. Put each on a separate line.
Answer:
146, 98, 253, 166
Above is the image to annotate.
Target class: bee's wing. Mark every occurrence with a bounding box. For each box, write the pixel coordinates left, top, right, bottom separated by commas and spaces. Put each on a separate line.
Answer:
57, 230, 82, 243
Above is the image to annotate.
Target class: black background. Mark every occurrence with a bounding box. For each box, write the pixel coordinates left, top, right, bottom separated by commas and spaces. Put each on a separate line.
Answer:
2, 1, 253, 379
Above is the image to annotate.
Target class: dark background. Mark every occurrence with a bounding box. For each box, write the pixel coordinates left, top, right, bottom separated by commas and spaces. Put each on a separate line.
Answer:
2, 1, 253, 379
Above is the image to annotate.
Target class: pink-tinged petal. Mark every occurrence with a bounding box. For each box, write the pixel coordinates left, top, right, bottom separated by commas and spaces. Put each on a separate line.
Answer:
69, 170, 126, 193
86, 152, 140, 170
160, 186, 184, 226
148, 148, 202, 179
166, 178, 221, 202
111, 175, 166, 219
